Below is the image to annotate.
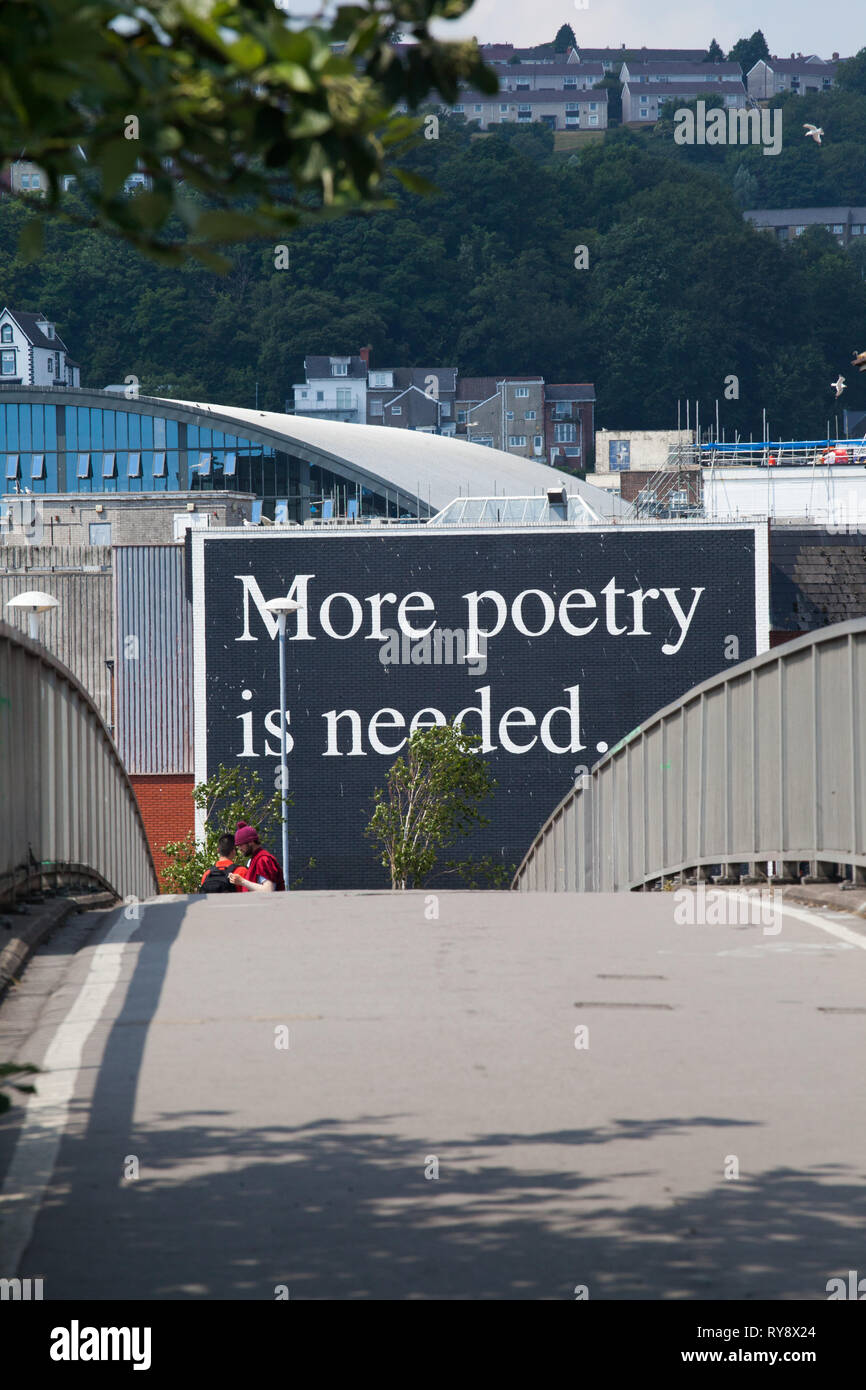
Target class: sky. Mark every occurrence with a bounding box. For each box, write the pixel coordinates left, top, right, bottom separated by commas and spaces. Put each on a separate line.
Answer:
286, 1, 861, 60
433, 1, 859, 56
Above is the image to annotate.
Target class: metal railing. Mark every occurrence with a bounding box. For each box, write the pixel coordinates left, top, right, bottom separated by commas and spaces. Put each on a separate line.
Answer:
513, 617, 866, 892
0, 620, 158, 905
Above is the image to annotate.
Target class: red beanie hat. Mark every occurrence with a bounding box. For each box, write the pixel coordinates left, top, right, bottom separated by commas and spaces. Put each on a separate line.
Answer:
235, 821, 258, 848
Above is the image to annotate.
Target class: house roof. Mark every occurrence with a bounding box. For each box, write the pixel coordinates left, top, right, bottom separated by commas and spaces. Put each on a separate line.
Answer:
368, 367, 457, 394
576, 47, 708, 62
624, 80, 746, 95
502, 61, 605, 77
460, 86, 607, 104
745, 207, 866, 226
2, 307, 71, 353
456, 376, 544, 401
304, 355, 367, 380
756, 56, 835, 72
623, 61, 742, 77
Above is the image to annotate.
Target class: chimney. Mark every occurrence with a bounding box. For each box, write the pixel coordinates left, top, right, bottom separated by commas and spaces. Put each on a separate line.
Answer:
359, 345, 372, 369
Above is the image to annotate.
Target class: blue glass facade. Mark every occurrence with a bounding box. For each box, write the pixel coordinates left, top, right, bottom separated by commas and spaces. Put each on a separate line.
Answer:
0, 397, 419, 521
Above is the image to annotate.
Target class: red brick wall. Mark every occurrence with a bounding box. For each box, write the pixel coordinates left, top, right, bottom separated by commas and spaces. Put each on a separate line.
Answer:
131, 774, 195, 889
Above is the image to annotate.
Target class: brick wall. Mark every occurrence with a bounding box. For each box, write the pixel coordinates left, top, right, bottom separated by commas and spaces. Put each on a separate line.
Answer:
130, 774, 195, 888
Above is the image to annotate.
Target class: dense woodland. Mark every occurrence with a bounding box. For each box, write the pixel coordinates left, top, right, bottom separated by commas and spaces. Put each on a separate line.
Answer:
2, 47, 866, 445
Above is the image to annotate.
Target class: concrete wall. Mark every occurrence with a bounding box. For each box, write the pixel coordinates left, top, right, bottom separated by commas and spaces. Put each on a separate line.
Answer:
594, 429, 693, 474
2, 491, 254, 547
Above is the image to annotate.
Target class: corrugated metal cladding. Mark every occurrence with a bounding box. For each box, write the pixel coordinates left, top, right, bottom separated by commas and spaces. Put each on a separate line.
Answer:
115, 545, 193, 774
0, 546, 114, 725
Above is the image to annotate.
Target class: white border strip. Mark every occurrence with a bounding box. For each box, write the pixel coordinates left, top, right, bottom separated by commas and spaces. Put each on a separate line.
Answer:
754, 521, 771, 654
0, 916, 142, 1276
192, 532, 207, 841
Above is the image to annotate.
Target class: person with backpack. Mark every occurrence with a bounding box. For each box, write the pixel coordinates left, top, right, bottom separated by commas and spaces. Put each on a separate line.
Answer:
200, 834, 246, 894
228, 821, 285, 893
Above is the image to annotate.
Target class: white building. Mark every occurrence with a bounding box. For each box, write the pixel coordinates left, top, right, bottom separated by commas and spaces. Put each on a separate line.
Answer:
453, 86, 608, 130
620, 60, 743, 86
747, 55, 841, 100
0, 307, 81, 387
623, 80, 746, 124
292, 354, 368, 423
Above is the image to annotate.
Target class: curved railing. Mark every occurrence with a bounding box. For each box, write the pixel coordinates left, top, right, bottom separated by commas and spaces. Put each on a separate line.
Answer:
0, 620, 158, 904
513, 616, 866, 892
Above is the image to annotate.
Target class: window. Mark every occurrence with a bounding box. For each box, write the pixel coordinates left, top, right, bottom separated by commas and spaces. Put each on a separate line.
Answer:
474, 104, 483, 112
564, 77, 577, 87
0, 325, 11, 343
299, 390, 308, 398
795, 225, 806, 236
89, 522, 111, 545
369, 371, 393, 388
524, 410, 536, 420
589, 102, 598, 110
534, 435, 543, 451
5, 453, 19, 479
1, 351, 15, 375
554, 423, 577, 443
224, 451, 237, 476
506, 411, 514, 420
453, 104, 465, 113
369, 400, 384, 417
336, 388, 352, 409
391, 406, 402, 415
198, 451, 211, 475
853, 225, 863, 235
30, 453, 45, 479
20, 175, 30, 188
127, 450, 141, 478
331, 362, 348, 376
440, 402, 451, 417
565, 103, 580, 113
500, 104, 509, 112
508, 435, 527, 447
316, 391, 324, 401
516, 81, 530, 90
833, 224, 844, 234
457, 410, 467, 423
47, 357, 53, 372
153, 451, 166, 476
102, 451, 116, 477
589, 115, 599, 125
514, 386, 530, 397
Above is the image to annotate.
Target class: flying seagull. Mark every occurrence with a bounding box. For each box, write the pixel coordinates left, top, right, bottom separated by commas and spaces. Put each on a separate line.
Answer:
803, 123, 824, 143
831, 375, 847, 398
852, 350, 866, 372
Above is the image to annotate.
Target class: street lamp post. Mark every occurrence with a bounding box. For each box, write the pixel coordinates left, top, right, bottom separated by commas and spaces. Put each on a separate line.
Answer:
6, 590, 59, 641
264, 596, 304, 889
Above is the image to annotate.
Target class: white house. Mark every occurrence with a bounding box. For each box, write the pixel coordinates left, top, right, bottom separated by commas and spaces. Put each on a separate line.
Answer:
623, 80, 746, 124
747, 55, 841, 100
292, 354, 368, 423
453, 86, 608, 130
0, 307, 81, 387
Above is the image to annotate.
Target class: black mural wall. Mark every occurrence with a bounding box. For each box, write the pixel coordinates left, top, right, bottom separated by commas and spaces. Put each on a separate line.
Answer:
197, 527, 764, 888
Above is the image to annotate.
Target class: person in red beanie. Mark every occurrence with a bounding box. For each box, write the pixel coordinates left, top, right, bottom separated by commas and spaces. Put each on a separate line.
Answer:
228, 821, 285, 893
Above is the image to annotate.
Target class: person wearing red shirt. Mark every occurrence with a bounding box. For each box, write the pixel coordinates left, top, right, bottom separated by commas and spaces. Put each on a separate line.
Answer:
228, 821, 285, 893
200, 833, 245, 889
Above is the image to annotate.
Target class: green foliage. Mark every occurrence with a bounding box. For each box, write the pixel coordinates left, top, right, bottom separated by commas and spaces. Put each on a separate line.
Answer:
160, 762, 288, 894
365, 724, 498, 889
0, 0, 498, 262
5, 95, 866, 438
727, 29, 770, 76
0, 1061, 39, 1115
706, 39, 725, 64
834, 48, 866, 95
553, 25, 577, 54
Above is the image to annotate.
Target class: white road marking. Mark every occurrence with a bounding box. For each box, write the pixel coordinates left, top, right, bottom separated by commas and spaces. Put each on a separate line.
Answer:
759, 896, 866, 950
0, 913, 141, 1276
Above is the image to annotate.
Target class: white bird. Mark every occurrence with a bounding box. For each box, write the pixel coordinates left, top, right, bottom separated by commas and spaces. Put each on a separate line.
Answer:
803, 123, 824, 144
832, 375, 847, 398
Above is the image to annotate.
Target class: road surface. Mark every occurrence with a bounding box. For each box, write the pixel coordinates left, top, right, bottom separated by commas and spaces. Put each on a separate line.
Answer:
1, 889, 865, 1299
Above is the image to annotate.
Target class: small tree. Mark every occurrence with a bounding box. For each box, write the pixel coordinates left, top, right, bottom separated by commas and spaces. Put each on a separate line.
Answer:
705, 38, 725, 63
554, 24, 577, 55
365, 724, 499, 889
160, 763, 289, 894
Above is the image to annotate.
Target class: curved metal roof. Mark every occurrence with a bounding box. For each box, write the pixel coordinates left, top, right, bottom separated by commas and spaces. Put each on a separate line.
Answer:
172, 400, 631, 519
